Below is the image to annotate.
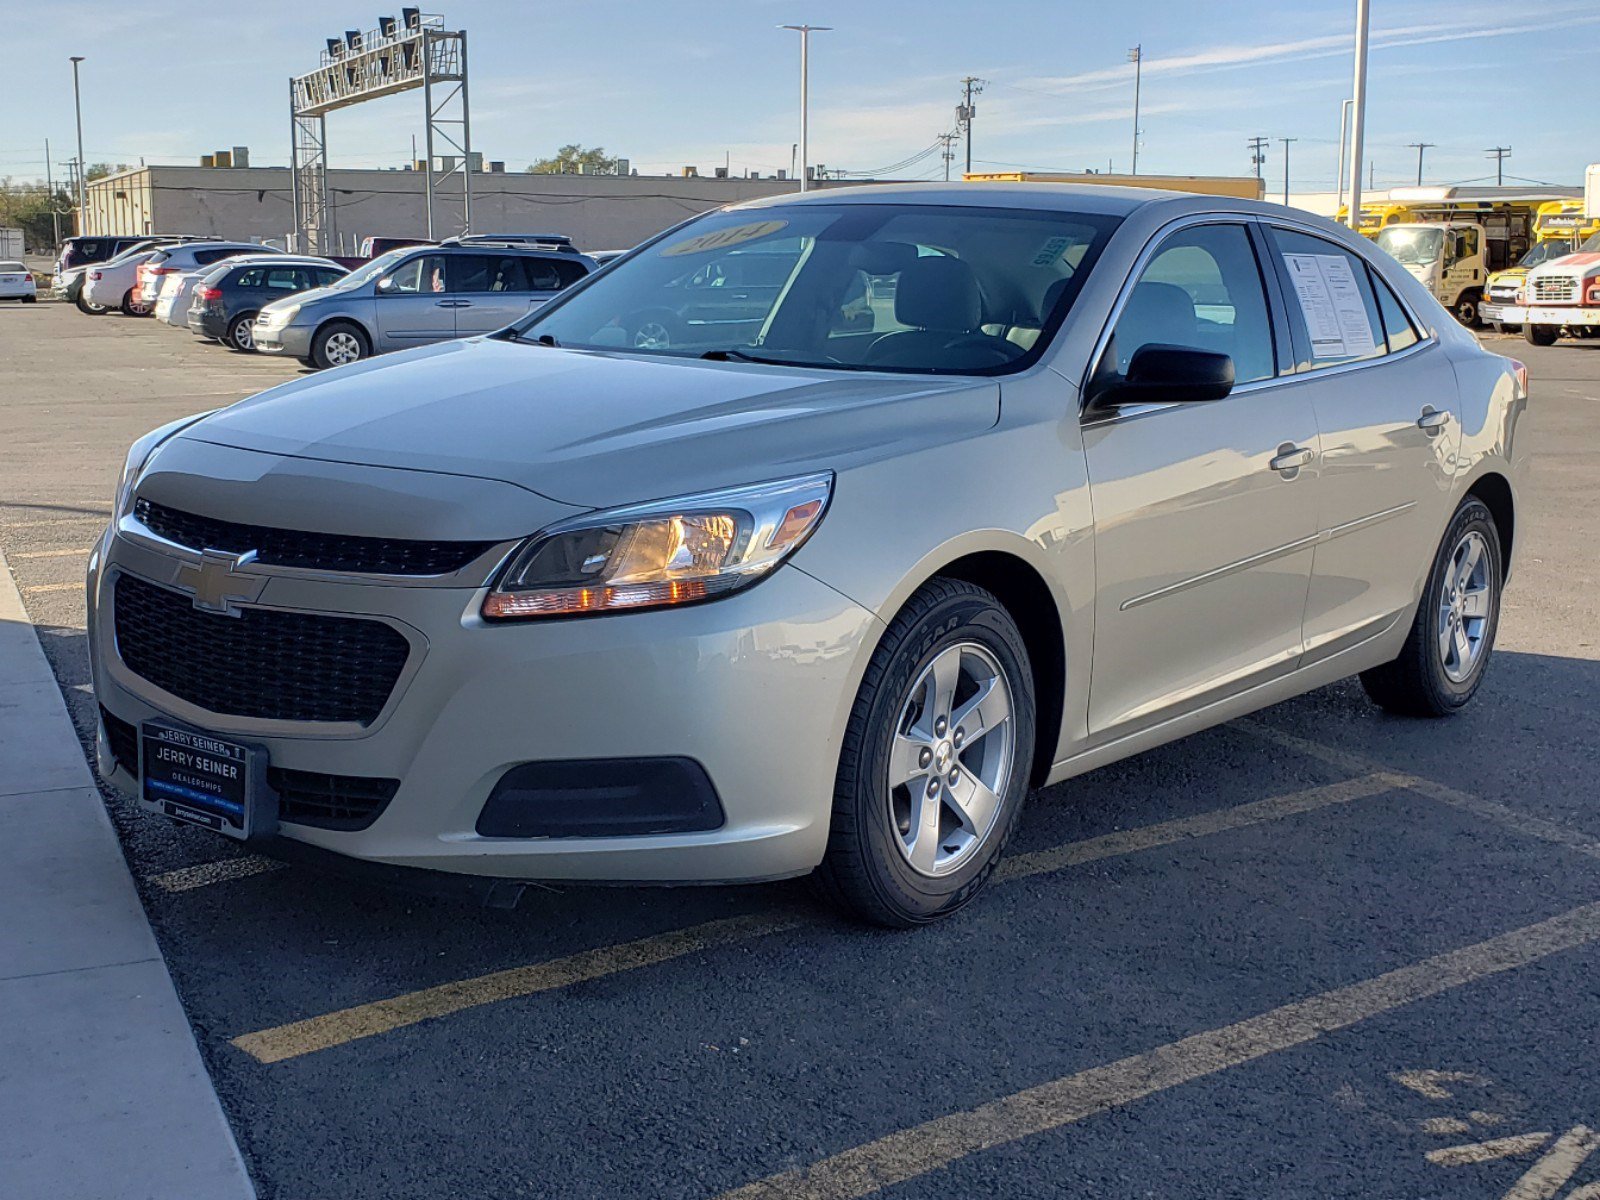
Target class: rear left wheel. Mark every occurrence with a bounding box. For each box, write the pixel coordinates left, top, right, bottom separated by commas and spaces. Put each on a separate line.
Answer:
815, 578, 1036, 927
226, 312, 258, 352
120, 289, 151, 317
1524, 323, 1558, 346
1360, 497, 1502, 717
1453, 290, 1481, 328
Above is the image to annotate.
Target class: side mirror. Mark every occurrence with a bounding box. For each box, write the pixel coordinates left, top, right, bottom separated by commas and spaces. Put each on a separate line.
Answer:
376, 275, 396, 293
1087, 344, 1234, 412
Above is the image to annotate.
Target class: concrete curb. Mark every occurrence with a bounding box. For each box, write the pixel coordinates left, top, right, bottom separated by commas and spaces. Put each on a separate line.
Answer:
0, 548, 255, 1199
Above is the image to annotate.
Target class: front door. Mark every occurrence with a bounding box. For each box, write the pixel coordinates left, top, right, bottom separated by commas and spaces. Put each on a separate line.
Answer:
1082, 220, 1322, 737
373, 253, 456, 349
1261, 224, 1462, 662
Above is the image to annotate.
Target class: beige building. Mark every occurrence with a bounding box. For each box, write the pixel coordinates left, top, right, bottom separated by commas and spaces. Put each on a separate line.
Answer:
80, 165, 845, 253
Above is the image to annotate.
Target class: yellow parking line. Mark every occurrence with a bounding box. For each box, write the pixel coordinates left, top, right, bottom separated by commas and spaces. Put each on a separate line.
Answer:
22, 582, 83, 594
232, 910, 808, 1064
149, 856, 287, 893
716, 900, 1600, 1200
1234, 720, 1600, 861
232, 774, 1397, 1065
10, 548, 88, 559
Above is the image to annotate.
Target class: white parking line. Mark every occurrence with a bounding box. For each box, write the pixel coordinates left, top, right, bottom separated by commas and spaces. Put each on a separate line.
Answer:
148, 856, 288, 893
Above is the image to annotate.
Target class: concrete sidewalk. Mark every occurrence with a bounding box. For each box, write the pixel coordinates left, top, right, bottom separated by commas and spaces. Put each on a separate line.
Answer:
0, 549, 254, 1199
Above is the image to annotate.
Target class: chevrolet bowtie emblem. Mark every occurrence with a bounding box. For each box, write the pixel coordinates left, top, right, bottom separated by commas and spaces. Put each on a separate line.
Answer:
174, 549, 265, 617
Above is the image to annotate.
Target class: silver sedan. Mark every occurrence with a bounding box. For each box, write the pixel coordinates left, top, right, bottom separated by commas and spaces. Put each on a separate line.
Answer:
88, 183, 1528, 926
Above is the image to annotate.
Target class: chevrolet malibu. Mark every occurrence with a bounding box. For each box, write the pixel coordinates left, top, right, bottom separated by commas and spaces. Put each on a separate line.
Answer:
89, 184, 1528, 926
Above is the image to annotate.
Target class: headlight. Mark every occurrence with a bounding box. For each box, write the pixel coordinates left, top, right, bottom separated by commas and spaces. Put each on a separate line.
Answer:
113, 412, 217, 519
262, 304, 300, 327
483, 473, 833, 620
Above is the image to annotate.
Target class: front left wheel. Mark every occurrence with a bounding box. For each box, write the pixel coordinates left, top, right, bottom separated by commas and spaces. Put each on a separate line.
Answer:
815, 578, 1036, 927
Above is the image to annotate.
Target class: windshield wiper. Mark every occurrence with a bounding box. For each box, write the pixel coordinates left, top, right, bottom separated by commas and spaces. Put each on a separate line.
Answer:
507, 331, 560, 347
699, 347, 806, 366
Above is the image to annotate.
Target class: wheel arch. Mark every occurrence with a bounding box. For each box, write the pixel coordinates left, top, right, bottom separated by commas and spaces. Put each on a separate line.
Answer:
880, 548, 1066, 789
1464, 469, 1515, 579
310, 315, 372, 355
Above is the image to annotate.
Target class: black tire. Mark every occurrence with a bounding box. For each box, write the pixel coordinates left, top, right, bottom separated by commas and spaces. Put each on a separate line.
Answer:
814, 578, 1036, 927
75, 291, 107, 315
120, 289, 151, 317
310, 321, 369, 370
1360, 497, 1502, 718
22, 295, 37, 304
1524, 323, 1558, 346
1452, 290, 1481, 328
225, 312, 259, 352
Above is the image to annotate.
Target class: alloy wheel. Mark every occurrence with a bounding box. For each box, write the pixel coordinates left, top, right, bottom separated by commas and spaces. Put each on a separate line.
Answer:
232, 320, 254, 350
633, 321, 672, 349
887, 641, 1015, 877
324, 331, 362, 365
1437, 529, 1493, 683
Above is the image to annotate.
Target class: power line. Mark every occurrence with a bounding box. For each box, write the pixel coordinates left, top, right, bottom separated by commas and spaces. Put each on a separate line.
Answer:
1247, 135, 1269, 181
958, 77, 984, 176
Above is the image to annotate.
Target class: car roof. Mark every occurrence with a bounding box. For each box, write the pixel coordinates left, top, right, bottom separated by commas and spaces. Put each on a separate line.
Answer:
726, 181, 1266, 219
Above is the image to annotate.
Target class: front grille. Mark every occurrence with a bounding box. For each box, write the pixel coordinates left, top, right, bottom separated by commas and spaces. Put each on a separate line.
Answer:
113, 573, 409, 725
133, 498, 496, 576
99, 705, 398, 830
1531, 276, 1578, 304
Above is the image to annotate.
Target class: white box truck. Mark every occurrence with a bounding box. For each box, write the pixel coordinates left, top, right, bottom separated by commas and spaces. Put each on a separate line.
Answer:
0, 227, 24, 259
1519, 164, 1600, 345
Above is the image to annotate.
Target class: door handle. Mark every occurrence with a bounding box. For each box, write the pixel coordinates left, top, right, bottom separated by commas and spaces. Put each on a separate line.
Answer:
1417, 407, 1450, 432
1269, 445, 1314, 474
434, 299, 468, 307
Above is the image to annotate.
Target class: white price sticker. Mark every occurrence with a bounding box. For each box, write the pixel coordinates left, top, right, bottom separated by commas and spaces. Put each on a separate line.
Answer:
1283, 253, 1378, 359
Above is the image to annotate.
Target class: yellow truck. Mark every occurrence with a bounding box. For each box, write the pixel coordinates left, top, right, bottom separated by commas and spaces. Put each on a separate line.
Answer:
964, 171, 1265, 199
1480, 200, 1600, 329
1368, 186, 1580, 325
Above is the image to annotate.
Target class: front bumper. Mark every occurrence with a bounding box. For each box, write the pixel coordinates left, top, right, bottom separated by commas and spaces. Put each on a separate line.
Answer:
252, 321, 313, 358
1480, 302, 1525, 324
89, 524, 878, 884
1526, 305, 1600, 327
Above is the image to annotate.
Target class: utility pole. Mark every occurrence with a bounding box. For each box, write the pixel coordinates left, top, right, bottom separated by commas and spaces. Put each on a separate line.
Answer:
1335, 99, 1353, 219
44, 139, 61, 246
937, 132, 957, 181
1346, 0, 1370, 230
1248, 135, 1269, 181
1407, 142, 1435, 186
70, 55, 87, 235
958, 76, 984, 176
1279, 137, 1296, 205
779, 25, 831, 192
1128, 45, 1142, 175
1485, 146, 1511, 186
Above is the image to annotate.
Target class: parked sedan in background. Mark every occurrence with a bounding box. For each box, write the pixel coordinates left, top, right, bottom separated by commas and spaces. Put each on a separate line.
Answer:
188, 257, 348, 350
91, 185, 1527, 927
0, 261, 37, 302
83, 248, 166, 316
253, 234, 595, 367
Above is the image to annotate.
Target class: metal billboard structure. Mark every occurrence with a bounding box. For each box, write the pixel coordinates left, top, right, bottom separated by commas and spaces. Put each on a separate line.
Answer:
289, 9, 472, 253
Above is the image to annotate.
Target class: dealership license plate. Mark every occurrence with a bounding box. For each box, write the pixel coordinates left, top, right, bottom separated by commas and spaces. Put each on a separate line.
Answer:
139, 722, 277, 840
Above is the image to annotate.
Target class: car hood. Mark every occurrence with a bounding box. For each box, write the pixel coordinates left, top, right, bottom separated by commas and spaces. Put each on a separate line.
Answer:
179, 337, 1000, 509
262, 283, 343, 311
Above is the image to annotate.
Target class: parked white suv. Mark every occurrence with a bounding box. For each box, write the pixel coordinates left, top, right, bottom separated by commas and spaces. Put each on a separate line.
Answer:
138, 242, 261, 308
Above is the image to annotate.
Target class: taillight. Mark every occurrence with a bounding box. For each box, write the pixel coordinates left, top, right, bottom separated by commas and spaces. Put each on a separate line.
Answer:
89, 270, 101, 280
151, 266, 179, 276
22, 274, 32, 283
197, 286, 223, 302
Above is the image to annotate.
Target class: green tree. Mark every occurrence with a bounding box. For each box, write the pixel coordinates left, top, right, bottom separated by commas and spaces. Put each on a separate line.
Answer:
527, 145, 616, 175
85, 162, 133, 182
0, 178, 72, 253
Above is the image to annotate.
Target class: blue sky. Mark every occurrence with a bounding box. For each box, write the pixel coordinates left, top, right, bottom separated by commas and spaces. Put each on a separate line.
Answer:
1, 0, 1593, 191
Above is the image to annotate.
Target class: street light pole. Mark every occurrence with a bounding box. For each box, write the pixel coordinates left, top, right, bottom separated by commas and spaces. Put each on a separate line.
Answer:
1280, 137, 1297, 205
1345, 0, 1370, 231
779, 25, 831, 192
1407, 142, 1435, 186
70, 56, 87, 235
1128, 45, 1142, 175
1335, 99, 1352, 220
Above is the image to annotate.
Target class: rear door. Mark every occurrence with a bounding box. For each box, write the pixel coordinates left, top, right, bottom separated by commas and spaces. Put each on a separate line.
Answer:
450, 254, 526, 337
372, 253, 455, 348
1260, 223, 1461, 663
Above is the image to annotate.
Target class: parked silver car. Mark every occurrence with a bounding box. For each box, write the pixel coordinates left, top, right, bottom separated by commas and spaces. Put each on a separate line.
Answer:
252, 234, 596, 368
90, 184, 1527, 926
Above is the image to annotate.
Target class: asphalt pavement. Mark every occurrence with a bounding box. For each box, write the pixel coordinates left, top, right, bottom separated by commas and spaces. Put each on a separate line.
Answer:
3, 300, 1599, 1200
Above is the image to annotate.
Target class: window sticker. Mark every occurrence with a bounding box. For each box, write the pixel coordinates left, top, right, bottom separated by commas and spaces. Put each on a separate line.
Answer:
1032, 235, 1074, 268
660, 220, 789, 258
1283, 252, 1377, 359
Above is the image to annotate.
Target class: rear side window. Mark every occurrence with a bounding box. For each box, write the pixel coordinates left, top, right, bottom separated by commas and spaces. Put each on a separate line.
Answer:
1268, 227, 1386, 369
550, 258, 589, 288
314, 269, 345, 287
234, 268, 265, 288
195, 247, 240, 266
264, 267, 302, 291
1370, 271, 1420, 352
1108, 223, 1276, 384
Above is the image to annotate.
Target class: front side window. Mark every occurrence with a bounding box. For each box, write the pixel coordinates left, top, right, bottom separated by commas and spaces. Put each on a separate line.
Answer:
1106, 223, 1276, 384
509, 203, 1121, 375
382, 254, 449, 295
1271, 227, 1386, 369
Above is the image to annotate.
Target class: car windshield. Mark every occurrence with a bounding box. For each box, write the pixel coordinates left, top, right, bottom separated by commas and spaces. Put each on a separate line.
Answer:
1376, 227, 1443, 266
324, 248, 412, 292
1519, 240, 1577, 268
508, 202, 1121, 374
